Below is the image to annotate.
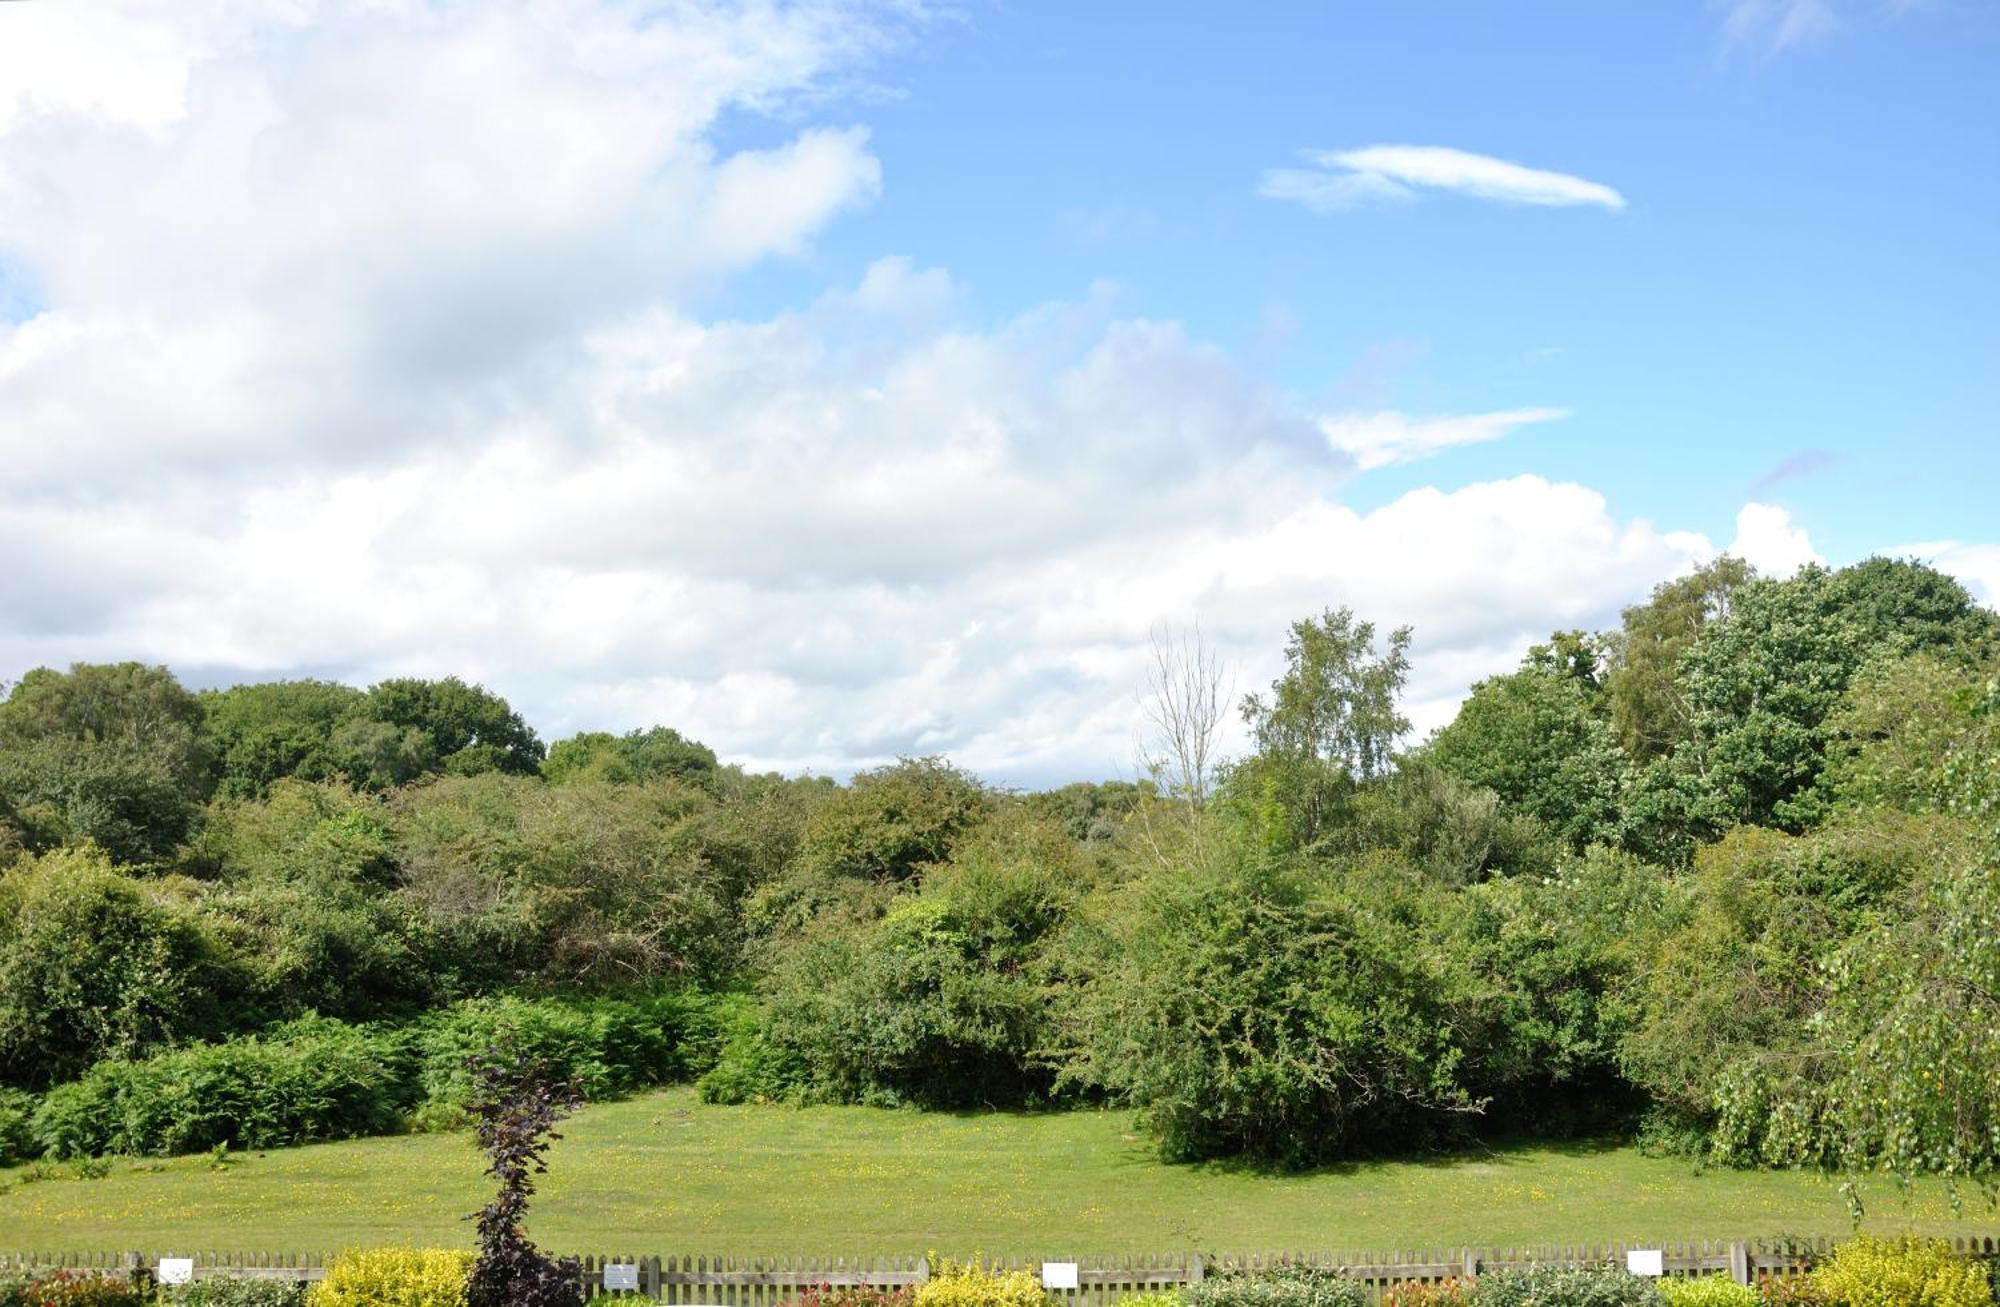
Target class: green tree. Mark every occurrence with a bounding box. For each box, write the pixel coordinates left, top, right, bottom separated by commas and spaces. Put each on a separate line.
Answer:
1423, 654, 1629, 852
1232, 608, 1411, 849
541, 726, 717, 787
0, 662, 213, 864
1603, 556, 1753, 762
362, 676, 544, 778
1624, 558, 1997, 859
200, 679, 367, 798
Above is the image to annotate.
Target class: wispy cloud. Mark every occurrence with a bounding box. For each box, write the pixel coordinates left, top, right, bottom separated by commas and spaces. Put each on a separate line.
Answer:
1721, 0, 1844, 51
1260, 146, 1626, 214
1717, 0, 1929, 55
1750, 448, 1839, 495
1320, 407, 1570, 471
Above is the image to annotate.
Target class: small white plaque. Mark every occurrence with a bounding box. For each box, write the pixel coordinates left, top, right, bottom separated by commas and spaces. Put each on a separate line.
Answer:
1625, 1250, 1664, 1277
604, 1264, 640, 1292
158, 1259, 195, 1286
1041, 1263, 1080, 1291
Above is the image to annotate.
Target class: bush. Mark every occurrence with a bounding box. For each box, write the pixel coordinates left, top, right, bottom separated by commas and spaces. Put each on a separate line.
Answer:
1753, 1278, 1829, 1307
1059, 851, 1483, 1165
464, 1049, 583, 1307
1660, 1278, 1757, 1307
170, 1282, 307, 1307
413, 992, 724, 1117
0, 848, 234, 1089
1381, 1281, 1469, 1307
914, 1259, 1051, 1307
0, 1271, 147, 1307
1472, 1265, 1662, 1307
32, 1015, 414, 1158
755, 815, 1080, 1108
1808, 1235, 1989, 1307
1183, 1266, 1364, 1307
305, 1249, 472, 1307
0, 1087, 36, 1163
789, 1289, 914, 1307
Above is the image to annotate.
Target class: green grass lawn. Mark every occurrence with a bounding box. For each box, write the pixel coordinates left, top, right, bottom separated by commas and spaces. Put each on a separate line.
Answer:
2, 1087, 1995, 1256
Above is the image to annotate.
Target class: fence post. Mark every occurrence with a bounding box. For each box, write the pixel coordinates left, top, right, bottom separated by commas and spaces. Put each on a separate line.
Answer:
916, 1258, 931, 1289
1728, 1242, 1750, 1286
1187, 1255, 1204, 1287
1460, 1249, 1478, 1279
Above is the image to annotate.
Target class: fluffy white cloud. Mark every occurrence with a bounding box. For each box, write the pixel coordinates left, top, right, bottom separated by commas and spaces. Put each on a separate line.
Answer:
0, 0, 894, 491
1727, 502, 1824, 576
1260, 145, 1626, 213
1320, 407, 1569, 471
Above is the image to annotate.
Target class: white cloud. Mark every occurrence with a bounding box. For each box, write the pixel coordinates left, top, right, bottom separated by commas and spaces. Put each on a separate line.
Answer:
1320, 407, 1569, 471
0, 0, 897, 492
1727, 502, 1824, 576
1260, 145, 1626, 214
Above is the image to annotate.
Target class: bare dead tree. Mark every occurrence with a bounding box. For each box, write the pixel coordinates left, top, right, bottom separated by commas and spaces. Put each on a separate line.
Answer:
1140, 622, 1231, 811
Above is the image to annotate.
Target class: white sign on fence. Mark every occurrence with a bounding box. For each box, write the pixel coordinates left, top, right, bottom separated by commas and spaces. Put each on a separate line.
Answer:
1041, 1263, 1080, 1290
1625, 1250, 1664, 1277
604, 1263, 640, 1291
158, 1259, 195, 1286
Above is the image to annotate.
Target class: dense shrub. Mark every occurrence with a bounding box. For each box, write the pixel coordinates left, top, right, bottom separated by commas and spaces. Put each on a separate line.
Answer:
913, 1260, 1050, 1307
170, 1282, 307, 1307
754, 814, 1080, 1107
28, 988, 727, 1157
1472, 1266, 1662, 1307
1753, 1277, 1829, 1307
789, 1288, 914, 1307
1060, 850, 1484, 1164
305, 1249, 472, 1307
1380, 1282, 1468, 1307
0, 848, 234, 1088
1807, 1235, 1990, 1307
413, 991, 726, 1119
1659, 1278, 1757, 1307
0, 1272, 148, 1307
32, 1014, 414, 1158
0, 1086, 35, 1163
392, 774, 738, 988
1183, 1266, 1364, 1307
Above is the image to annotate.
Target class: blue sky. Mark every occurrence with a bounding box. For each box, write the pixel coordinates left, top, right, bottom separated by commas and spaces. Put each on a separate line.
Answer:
0, 0, 1996, 781
718, 0, 2000, 554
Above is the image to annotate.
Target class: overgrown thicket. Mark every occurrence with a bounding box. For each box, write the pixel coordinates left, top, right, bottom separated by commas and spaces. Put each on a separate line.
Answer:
1, 557, 1997, 1200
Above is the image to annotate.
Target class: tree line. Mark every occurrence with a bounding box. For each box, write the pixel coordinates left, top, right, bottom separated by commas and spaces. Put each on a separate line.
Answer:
0, 555, 1995, 1199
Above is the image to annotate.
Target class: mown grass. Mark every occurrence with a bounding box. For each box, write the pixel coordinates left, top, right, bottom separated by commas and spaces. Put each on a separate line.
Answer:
1, 1087, 1995, 1255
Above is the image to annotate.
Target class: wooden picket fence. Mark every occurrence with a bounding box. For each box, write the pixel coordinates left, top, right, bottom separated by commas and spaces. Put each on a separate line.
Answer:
5, 1238, 1999, 1303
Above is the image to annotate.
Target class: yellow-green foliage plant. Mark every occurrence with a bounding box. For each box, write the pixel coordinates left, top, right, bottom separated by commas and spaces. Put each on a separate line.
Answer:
914, 1258, 1052, 1307
1808, 1235, 1989, 1307
305, 1248, 474, 1307
1660, 1275, 1758, 1307
1118, 1294, 1185, 1307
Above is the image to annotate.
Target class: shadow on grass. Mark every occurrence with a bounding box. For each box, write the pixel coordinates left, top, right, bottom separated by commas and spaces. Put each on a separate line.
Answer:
1175, 1131, 1638, 1181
